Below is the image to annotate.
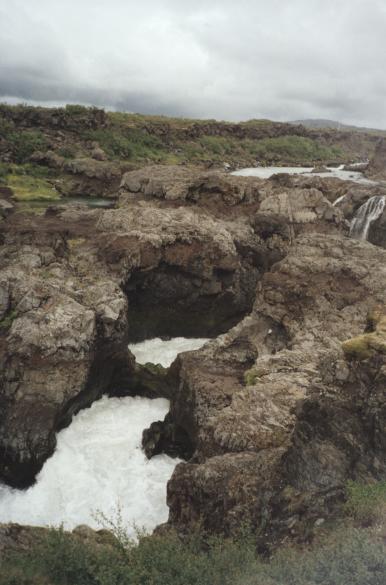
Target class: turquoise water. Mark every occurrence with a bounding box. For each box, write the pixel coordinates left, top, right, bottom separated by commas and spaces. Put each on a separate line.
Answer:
17, 196, 115, 210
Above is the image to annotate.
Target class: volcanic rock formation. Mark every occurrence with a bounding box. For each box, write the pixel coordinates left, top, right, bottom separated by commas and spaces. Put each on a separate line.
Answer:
1, 164, 385, 550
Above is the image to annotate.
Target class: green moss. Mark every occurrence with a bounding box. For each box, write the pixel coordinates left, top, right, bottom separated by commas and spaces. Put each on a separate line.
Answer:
342, 334, 375, 360
0, 309, 17, 330
127, 361, 169, 398
142, 362, 167, 375
244, 366, 270, 386
6, 174, 59, 201
67, 238, 86, 249
342, 307, 386, 360
244, 369, 259, 386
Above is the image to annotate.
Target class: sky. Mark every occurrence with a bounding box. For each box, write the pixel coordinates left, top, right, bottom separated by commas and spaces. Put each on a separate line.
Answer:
1, 0, 386, 127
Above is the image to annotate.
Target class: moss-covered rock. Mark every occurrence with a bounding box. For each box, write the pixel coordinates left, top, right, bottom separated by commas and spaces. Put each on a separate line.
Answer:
243, 366, 270, 386
342, 306, 386, 360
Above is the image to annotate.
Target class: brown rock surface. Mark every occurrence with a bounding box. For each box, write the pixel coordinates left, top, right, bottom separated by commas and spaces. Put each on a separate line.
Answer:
2, 163, 386, 549
166, 233, 386, 545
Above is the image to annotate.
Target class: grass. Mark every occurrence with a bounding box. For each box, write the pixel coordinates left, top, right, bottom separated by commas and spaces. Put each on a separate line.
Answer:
82, 128, 167, 162
0, 104, 367, 167
344, 481, 386, 526
243, 135, 343, 162
6, 173, 59, 201
0, 103, 377, 174
2, 482, 386, 583
1, 521, 386, 585
167, 135, 343, 165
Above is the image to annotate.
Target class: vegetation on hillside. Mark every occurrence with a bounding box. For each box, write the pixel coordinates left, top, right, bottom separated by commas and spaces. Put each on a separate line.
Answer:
2, 481, 386, 585
0, 103, 376, 169
0, 163, 59, 201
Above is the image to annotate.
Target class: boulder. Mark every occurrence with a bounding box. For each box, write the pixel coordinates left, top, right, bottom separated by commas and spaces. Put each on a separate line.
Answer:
166, 233, 386, 544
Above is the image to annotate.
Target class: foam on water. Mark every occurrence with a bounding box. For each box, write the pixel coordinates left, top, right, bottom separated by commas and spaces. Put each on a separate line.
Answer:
0, 337, 209, 533
350, 195, 386, 241
232, 166, 312, 179
129, 337, 209, 367
0, 397, 176, 533
232, 165, 377, 185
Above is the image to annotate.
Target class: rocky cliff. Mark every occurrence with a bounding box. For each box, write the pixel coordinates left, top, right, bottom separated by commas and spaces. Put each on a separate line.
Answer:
1, 162, 386, 550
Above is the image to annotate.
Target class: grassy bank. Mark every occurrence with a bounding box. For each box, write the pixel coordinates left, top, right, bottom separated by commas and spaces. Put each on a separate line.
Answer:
0, 103, 375, 168
1, 523, 386, 585
0, 163, 59, 201
2, 481, 386, 585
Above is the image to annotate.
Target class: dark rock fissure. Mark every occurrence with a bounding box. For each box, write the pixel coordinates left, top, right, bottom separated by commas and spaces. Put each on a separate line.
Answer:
125, 264, 260, 342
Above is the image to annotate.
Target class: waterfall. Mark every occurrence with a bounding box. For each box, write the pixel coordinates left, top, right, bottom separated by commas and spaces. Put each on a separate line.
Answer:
332, 194, 346, 206
349, 195, 385, 241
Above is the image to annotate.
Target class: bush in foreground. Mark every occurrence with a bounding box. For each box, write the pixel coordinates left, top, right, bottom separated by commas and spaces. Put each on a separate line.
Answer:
1, 521, 386, 585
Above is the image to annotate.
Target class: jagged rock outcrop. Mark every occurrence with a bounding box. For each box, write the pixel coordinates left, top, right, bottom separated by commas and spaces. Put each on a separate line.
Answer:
2, 162, 385, 550
0, 167, 278, 484
166, 233, 386, 545
119, 164, 264, 207
0, 237, 130, 485
97, 202, 264, 339
29, 151, 135, 198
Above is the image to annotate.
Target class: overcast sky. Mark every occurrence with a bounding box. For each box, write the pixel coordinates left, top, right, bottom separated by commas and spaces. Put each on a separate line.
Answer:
1, 0, 386, 127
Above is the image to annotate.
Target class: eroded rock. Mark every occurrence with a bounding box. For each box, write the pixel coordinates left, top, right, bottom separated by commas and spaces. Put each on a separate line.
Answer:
2, 164, 386, 550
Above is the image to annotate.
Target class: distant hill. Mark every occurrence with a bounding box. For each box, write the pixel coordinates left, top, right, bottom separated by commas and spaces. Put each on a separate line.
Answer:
292, 118, 386, 135
0, 104, 382, 172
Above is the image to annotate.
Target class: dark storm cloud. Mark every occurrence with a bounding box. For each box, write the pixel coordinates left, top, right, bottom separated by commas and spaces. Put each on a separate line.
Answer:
1, 0, 386, 127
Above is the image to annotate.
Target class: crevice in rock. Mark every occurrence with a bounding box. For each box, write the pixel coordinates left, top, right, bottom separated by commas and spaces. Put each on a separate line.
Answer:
56, 341, 133, 433
1, 339, 134, 489
142, 413, 194, 461
124, 262, 259, 342
112, 361, 171, 400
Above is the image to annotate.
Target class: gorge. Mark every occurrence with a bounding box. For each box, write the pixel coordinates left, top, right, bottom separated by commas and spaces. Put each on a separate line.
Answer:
0, 338, 209, 534
2, 107, 386, 569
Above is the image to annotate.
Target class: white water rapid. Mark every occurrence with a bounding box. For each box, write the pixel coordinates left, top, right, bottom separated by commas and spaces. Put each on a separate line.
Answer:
128, 337, 209, 367
349, 195, 386, 241
0, 337, 208, 534
232, 165, 376, 184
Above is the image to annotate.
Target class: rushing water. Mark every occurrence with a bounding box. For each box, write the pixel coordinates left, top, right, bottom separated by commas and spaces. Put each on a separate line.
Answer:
0, 337, 208, 533
232, 165, 376, 184
349, 195, 386, 241
18, 196, 115, 210
128, 337, 209, 367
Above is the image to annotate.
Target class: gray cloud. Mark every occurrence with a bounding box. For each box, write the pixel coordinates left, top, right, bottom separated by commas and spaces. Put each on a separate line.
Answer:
1, 0, 386, 127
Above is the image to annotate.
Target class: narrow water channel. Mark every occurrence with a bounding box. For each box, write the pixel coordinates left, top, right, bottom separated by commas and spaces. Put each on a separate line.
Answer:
0, 337, 208, 535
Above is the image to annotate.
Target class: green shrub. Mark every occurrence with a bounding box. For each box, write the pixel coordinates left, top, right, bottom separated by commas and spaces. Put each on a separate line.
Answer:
65, 104, 90, 116
7, 130, 48, 163
243, 135, 342, 162
0, 116, 14, 137
0, 162, 10, 183
83, 128, 166, 161
266, 529, 386, 585
2, 521, 386, 585
10, 163, 54, 179
57, 145, 77, 159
